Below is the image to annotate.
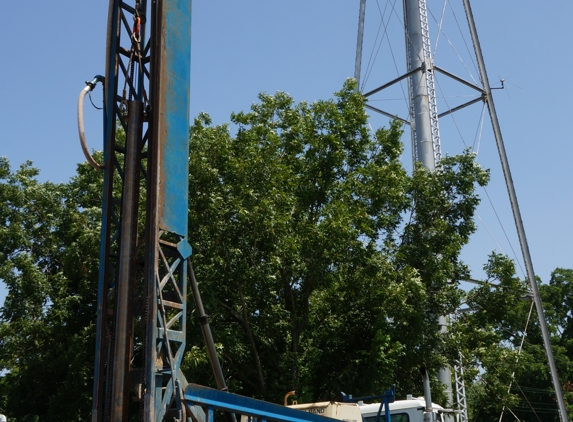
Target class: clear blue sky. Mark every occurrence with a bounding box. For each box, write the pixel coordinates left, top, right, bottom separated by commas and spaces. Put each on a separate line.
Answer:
0, 1, 571, 307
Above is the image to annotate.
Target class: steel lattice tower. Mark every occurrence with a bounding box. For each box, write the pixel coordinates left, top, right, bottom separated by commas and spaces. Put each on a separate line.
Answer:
356, 1, 569, 420
91, 1, 192, 420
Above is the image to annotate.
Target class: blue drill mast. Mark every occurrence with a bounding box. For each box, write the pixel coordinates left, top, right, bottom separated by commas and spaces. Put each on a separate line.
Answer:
87, 0, 192, 420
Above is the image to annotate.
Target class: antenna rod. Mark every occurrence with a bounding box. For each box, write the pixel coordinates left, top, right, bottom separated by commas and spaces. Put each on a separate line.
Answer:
462, 1, 568, 421
404, 0, 435, 171
354, 0, 366, 91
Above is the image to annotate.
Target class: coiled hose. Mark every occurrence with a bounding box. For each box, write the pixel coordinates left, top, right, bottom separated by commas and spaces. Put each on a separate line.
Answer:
77, 76, 105, 170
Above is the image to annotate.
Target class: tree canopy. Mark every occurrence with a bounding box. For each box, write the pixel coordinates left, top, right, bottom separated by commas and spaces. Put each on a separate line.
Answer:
0, 80, 570, 421
184, 80, 489, 405
0, 156, 102, 421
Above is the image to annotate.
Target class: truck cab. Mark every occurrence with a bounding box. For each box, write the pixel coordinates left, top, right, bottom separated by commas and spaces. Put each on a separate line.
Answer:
359, 398, 446, 422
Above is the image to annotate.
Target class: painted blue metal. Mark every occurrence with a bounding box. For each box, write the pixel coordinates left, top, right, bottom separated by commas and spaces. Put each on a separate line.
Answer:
157, 0, 191, 237
92, 1, 121, 419
147, 3, 192, 415
184, 384, 342, 422
177, 239, 192, 259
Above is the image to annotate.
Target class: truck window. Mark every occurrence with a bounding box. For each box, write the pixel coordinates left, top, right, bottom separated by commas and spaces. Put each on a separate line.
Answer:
364, 413, 409, 422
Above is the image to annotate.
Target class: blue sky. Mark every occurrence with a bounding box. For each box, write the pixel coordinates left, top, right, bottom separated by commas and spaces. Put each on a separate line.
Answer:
0, 1, 571, 307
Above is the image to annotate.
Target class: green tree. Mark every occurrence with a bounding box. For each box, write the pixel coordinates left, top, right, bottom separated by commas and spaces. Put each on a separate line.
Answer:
455, 259, 573, 421
185, 80, 489, 404
0, 157, 102, 421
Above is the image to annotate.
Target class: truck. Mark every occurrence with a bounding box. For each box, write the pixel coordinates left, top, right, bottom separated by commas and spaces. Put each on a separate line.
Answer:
360, 398, 447, 422
288, 398, 447, 422
286, 369, 454, 422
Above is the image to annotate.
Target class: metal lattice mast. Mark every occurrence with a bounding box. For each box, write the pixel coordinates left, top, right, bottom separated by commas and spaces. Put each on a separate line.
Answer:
91, 1, 192, 421
420, 0, 442, 163
418, 0, 442, 164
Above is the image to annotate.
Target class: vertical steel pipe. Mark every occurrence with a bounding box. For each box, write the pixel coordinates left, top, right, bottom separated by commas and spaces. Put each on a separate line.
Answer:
404, 0, 434, 171
92, 3, 122, 421
188, 261, 229, 392
354, 0, 366, 91
189, 262, 237, 422
110, 100, 143, 422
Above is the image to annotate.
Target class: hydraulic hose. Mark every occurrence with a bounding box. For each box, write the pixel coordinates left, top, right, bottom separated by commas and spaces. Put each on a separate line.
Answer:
77, 76, 105, 170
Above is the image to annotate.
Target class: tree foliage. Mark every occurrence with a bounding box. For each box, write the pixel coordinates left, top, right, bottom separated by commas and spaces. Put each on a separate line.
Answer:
1, 80, 568, 421
0, 156, 103, 421
185, 80, 489, 404
452, 259, 573, 421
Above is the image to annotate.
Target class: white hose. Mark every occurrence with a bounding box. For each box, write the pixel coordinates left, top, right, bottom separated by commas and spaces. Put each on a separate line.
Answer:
77, 85, 104, 170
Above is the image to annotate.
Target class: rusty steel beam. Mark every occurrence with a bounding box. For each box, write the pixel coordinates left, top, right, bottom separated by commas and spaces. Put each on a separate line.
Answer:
110, 100, 143, 422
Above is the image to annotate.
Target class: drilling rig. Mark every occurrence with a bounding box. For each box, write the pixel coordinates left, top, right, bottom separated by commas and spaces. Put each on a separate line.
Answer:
78, 2, 351, 422
80, 0, 194, 420
75, 1, 467, 421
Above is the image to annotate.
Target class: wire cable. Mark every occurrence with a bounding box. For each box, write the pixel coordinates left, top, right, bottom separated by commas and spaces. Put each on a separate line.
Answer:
446, 0, 479, 83
476, 213, 505, 254
433, 73, 471, 148
427, 5, 479, 86
362, 0, 391, 90
515, 381, 543, 422
482, 187, 526, 278
472, 102, 486, 155
433, 0, 448, 59
499, 301, 535, 422
88, 91, 103, 110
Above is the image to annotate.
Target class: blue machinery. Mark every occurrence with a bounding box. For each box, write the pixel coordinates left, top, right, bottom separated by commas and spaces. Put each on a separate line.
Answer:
88, 0, 193, 419
80, 1, 347, 421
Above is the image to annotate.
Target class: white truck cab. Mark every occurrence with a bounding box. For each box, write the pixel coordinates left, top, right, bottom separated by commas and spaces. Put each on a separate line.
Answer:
287, 397, 446, 422
360, 398, 446, 422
